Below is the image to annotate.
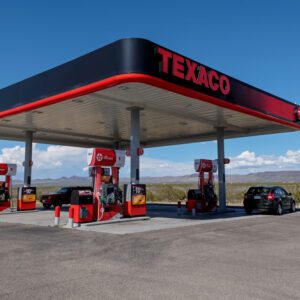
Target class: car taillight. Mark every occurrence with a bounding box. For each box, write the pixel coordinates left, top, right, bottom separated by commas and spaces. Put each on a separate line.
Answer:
267, 193, 275, 201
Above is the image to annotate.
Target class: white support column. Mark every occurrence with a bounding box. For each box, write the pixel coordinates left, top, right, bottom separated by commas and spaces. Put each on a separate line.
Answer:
217, 127, 226, 211
128, 107, 142, 184
24, 131, 33, 186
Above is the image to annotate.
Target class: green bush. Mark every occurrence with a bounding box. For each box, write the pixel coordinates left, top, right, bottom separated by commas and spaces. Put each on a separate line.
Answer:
147, 191, 155, 202
148, 184, 187, 203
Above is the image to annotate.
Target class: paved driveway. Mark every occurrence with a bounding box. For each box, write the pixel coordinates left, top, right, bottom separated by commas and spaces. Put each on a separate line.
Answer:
0, 212, 299, 299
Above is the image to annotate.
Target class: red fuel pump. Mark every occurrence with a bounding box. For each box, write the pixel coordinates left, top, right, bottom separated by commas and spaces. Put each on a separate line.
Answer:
17, 186, 37, 211
0, 163, 17, 212
87, 148, 125, 222
73, 148, 147, 224
187, 158, 229, 213
123, 183, 146, 217
70, 189, 94, 223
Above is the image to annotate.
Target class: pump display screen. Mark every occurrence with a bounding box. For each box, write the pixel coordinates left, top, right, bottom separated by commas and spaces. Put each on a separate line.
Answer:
132, 184, 146, 206
22, 194, 36, 203
21, 187, 36, 203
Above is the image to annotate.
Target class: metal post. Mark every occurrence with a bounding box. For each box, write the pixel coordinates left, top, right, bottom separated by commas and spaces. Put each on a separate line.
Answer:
24, 131, 33, 186
217, 127, 226, 211
128, 107, 142, 184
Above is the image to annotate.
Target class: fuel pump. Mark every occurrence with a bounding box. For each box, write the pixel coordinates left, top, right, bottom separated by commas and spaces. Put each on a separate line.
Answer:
0, 163, 17, 212
187, 158, 229, 213
17, 186, 37, 211
87, 148, 125, 222
123, 184, 146, 217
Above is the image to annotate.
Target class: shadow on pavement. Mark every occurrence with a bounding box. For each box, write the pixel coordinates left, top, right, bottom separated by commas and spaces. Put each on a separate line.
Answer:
146, 203, 249, 220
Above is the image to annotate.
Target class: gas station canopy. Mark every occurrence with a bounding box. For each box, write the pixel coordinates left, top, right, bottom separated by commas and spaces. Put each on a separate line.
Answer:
0, 38, 299, 148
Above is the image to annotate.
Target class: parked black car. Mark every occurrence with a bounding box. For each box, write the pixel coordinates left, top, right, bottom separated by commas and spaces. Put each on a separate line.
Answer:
244, 186, 296, 215
41, 186, 93, 209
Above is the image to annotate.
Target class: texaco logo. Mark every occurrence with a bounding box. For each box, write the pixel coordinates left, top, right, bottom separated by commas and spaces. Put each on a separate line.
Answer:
96, 153, 103, 162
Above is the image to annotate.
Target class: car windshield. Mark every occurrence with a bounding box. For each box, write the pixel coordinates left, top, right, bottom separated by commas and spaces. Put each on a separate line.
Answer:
56, 188, 69, 193
247, 187, 270, 194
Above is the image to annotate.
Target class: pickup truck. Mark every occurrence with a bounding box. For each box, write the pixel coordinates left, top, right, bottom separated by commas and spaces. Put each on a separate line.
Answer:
40, 186, 93, 209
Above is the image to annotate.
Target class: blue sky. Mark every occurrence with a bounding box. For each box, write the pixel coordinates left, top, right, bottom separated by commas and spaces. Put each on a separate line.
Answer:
0, 0, 300, 179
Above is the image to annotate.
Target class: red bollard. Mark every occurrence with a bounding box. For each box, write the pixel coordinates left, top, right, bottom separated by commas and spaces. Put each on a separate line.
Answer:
54, 206, 61, 226
68, 207, 74, 228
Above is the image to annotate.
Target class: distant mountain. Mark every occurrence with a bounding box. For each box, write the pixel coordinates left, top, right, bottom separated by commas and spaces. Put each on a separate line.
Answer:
142, 171, 300, 184
12, 171, 300, 186
13, 176, 92, 187
226, 171, 300, 183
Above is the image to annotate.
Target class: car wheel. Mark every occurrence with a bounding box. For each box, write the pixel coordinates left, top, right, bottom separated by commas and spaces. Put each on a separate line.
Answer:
276, 203, 283, 215
289, 201, 296, 213
43, 204, 51, 209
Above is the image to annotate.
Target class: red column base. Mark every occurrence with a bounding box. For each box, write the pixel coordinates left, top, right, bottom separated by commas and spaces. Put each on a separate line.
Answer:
17, 200, 36, 211
186, 199, 197, 212
101, 204, 121, 221
123, 202, 146, 217
71, 204, 94, 223
0, 201, 10, 212
186, 199, 217, 213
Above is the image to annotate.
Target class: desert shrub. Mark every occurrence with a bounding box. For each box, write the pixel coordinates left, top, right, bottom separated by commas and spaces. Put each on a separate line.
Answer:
148, 184, 187, 203
146, 191, 155, 202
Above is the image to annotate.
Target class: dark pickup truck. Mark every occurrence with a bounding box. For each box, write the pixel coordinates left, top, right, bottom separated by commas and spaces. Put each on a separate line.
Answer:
40, 186, 93, 209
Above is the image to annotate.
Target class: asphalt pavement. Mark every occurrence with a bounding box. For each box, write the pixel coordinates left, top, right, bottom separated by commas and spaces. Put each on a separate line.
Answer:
0, 212, 299, 300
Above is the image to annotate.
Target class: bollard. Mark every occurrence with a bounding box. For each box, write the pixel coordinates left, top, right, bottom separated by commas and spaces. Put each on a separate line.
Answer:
177, 201, 182, 215
192, 207, 196, 217
54, 206, 61, 226
67, 207, 74, 228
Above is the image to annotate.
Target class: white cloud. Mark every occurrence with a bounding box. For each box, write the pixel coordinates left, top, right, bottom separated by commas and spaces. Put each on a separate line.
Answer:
0, 144, 87, 179
227, 150, 300, 174
1, 144, 300, 180
128, 150, 300, 176
0, 145, 25, 166
140, 157, 194, 177
0, 144, 195, 179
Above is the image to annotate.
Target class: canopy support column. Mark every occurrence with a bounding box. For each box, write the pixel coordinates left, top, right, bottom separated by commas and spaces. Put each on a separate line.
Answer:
24, 131, 33, 186
217, 127, 226, 211
128, 107, 142, 184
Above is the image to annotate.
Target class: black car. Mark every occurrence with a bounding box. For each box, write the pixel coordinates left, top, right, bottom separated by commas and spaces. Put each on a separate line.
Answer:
41, 186, 93, 208
244, 186, 296, 215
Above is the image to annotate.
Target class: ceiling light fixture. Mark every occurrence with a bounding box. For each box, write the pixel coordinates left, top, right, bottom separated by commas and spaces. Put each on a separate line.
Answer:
72, 99, 84, 103
118, 86, 129, 91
